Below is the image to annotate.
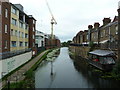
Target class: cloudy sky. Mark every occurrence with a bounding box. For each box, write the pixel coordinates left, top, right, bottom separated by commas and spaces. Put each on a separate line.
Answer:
9, 0, 119, 42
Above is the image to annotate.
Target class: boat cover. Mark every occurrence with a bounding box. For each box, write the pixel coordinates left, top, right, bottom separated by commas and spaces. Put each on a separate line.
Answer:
89, 50, 115, 56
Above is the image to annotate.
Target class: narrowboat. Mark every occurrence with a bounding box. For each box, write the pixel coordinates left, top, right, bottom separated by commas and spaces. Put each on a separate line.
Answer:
87, 50, 116, 71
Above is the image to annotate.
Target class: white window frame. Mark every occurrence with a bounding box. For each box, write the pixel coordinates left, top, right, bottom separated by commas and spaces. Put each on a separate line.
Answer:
5, 40, 8, 49
5, 24, 8, 33
33, 27, 35, 32
0, 5, 1, 15
12, 7, 17, 15
5, 8, 8, 18
33, 35, 35, 39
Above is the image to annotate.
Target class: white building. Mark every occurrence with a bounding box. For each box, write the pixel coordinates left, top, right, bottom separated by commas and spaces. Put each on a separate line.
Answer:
35, 30, 45, 48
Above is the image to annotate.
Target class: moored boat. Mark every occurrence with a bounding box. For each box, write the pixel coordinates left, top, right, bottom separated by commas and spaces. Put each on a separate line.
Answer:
87, 50, 116, 71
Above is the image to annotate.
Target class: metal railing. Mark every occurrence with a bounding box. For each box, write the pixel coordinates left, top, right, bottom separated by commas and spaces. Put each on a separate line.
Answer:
0, 48, 32, 60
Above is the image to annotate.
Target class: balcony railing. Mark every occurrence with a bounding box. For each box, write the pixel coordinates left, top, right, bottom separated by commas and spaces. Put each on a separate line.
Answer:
0, 48, 32, 60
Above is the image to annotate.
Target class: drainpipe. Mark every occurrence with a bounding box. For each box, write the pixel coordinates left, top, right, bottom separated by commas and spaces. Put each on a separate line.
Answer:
117, 1, 120, 61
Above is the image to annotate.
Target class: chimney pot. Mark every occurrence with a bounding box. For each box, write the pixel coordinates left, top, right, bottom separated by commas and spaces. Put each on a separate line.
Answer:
94, 22, 100, 29
88, 25, 93, 30
103, 18, 111, 25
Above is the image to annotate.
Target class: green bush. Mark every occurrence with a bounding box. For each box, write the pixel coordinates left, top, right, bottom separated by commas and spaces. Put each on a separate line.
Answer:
112, 62, 120, 80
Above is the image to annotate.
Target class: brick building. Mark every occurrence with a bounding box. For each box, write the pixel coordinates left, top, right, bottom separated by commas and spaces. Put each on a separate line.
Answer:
72, 16, 119, 52
0, 1, 37, 59
0, 0, 11, 59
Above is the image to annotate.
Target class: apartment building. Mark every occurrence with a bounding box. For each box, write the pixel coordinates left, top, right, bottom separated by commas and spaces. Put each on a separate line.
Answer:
10, 4, 29, 52
0, 1, 37, 80
0, 1, 37, 59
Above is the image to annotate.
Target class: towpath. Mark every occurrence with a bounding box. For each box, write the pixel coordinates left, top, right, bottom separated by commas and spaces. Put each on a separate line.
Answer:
0, 50, 48, 89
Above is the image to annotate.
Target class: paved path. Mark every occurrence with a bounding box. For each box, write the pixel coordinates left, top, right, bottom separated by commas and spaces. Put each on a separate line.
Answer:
0, 50, 49, 89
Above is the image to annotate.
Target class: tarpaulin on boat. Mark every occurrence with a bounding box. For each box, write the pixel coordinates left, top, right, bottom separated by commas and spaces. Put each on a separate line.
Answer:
89, 50, 115, 56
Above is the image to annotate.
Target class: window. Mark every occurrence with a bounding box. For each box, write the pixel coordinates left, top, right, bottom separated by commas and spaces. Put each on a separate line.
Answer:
19, 22, 23, 28
25, 34, 28, 38
15, 30, 17, 36
12, 18, 17, 26
33, 42, 35, 47
11, 29, 13, 36
11, 41, 16, 47
101, 31, 103, 37
33, 27, 35, 32
33, 20, 35, 24
33, 35, 35, 39
25, 24, 28, 30
5, 9, 8, 18
19, 42, 23, 47
5, 24, 8, 33
5, 40, 7, 49
12, 7, 17, 15
0, 5, 1, 15
22, 32, 24, 38
115, 26, 118, 34
19, 31, 21, 37
25, 42, 28, 47
87, 35, 88, 40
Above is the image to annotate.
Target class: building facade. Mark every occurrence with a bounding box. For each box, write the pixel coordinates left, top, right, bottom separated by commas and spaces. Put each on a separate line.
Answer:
72, 16, 119, 55
0, 1, 11, 59
0, 1, 37, 59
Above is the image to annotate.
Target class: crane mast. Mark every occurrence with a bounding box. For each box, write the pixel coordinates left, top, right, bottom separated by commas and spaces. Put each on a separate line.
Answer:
45, 0, 57, 39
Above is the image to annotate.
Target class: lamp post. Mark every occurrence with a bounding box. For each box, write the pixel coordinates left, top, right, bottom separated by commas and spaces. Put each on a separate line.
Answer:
117, 1, 120, 61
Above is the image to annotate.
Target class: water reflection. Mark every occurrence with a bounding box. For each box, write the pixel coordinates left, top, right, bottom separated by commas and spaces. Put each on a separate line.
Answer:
71, 55, 120, 88
35, 47, 120, 88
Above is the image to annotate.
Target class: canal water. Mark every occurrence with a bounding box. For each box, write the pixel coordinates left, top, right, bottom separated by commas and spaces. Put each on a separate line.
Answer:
35, 47, 120, 88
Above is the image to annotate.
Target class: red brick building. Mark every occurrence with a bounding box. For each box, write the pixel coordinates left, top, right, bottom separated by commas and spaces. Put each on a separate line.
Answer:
0, 1, 11, 58
27, 15, 37, 56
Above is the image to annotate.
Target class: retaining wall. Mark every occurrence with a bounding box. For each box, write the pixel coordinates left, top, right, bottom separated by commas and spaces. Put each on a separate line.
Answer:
0, 51, 32, 79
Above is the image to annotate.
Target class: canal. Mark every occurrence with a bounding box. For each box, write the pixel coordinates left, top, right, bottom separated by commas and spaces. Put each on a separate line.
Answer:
35, 47, 120, 88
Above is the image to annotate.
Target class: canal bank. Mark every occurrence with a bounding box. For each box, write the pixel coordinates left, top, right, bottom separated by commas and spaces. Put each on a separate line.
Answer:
35, 47, 120, 88
69, 45, 120, 80
1, 49, 51, 89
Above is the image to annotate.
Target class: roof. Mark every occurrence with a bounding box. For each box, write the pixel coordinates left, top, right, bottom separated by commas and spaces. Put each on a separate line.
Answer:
89, 50, 115, 56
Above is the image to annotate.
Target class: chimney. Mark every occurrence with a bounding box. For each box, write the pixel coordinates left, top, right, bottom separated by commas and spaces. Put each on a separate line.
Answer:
103, 18, 111, 25
88, 25, 93, 30
94, 22, 100, 29
113, 16, 118, 22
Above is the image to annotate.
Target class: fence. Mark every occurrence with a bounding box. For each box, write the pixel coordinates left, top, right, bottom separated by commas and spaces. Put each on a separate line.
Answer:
0, 48, 32, 60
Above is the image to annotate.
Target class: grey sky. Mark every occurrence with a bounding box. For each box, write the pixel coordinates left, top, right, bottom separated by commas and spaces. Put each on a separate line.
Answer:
9, 0, 119, 42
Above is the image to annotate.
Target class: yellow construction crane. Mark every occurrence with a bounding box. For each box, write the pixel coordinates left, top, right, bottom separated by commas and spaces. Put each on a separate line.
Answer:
45, 0, 57, 39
